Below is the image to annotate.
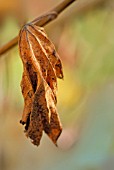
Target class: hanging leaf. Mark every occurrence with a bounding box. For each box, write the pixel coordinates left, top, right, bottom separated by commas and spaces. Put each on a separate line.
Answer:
18, 23, 63, 146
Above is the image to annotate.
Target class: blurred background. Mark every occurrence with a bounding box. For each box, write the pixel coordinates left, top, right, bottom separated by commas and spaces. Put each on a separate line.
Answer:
0, 0, 114, 170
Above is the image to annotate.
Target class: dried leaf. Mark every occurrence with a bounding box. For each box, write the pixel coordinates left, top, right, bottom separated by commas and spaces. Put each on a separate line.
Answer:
18, 23, 63, 146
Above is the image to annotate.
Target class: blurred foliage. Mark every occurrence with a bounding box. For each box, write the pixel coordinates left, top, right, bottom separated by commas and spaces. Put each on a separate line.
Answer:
0, 0, 114, 170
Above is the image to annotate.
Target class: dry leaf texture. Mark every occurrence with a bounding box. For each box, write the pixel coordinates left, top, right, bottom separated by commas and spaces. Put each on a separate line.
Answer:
18, 23, 63, 146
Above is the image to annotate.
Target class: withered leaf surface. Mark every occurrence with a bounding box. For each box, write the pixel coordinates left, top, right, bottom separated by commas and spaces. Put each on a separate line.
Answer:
18, 23, 63, 146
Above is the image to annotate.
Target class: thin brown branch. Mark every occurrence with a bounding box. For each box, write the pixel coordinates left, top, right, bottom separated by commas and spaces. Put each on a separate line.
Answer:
0, 0, 76, 56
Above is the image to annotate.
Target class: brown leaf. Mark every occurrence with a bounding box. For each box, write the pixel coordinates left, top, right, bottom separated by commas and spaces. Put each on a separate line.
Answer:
27, 24, 63, 79
18, 23, 63, 146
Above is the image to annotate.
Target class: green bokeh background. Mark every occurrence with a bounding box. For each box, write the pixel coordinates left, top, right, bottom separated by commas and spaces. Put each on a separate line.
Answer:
0, 1, 114, 170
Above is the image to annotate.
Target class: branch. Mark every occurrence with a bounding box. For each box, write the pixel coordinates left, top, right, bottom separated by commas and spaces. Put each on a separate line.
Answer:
0, 0, 76, 56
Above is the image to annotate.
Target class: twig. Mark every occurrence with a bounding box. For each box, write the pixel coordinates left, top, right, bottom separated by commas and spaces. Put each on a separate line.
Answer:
0, 0, 76, 56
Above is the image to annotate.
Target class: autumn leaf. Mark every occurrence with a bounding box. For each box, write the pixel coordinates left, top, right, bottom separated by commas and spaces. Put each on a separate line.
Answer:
18, 23, 63, 146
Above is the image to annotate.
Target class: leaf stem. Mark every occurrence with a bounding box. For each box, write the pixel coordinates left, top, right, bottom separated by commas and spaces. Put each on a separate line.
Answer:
0, 0, 76, 56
